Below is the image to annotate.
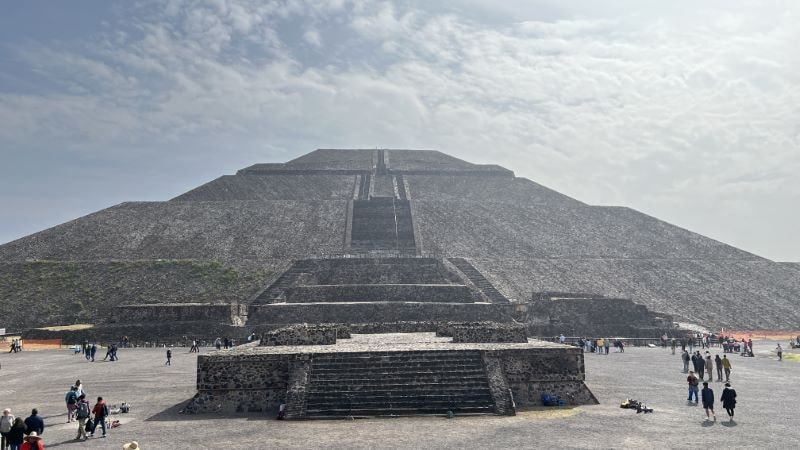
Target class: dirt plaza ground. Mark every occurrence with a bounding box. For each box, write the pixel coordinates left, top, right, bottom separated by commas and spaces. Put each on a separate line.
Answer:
0, 339, 797, 449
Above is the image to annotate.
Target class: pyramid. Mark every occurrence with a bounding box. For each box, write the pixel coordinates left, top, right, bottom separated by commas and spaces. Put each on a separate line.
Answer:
2, 149, 798, 332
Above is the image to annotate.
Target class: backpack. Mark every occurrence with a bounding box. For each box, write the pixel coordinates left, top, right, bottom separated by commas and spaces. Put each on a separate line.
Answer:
102, 403, 110, 417
76, 402, 90, 419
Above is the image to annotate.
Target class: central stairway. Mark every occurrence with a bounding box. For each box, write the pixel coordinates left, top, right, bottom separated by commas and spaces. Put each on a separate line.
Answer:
304, 350, 496, 417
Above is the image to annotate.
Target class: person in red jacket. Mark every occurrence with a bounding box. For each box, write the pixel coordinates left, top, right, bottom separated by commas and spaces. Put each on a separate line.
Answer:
21, 431, 44, 450
90, 397, 108, 438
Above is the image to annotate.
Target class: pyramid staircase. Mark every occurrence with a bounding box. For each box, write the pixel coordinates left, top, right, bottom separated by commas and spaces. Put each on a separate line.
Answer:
303, 351, 496, 417
448, 258, 509, 303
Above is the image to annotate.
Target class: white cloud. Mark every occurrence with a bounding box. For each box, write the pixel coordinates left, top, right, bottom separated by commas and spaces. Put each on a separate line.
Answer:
1, 0, 799, 259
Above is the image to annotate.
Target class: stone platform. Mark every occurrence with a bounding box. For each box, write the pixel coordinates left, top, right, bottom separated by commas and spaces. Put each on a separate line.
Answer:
186, 332, 597, 418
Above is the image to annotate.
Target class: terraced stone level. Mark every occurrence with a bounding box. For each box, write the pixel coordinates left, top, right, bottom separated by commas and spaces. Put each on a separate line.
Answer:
304, 350, 496, 417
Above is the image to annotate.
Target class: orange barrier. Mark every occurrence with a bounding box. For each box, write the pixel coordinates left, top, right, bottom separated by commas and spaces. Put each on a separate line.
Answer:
0, 338, 62, 351
725, 331, 800, 341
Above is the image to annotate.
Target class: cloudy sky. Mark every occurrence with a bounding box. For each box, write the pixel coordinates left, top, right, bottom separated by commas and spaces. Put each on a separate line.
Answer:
1, 0, 798, 261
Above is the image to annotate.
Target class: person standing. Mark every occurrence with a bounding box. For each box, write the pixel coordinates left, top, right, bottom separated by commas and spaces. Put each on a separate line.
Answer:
90, 344, 97, 362
714, 355, 723, 382
6, 418, 25, 450
166, 347, 172, 366
722, 355, 732, 382
74, 394, 90, 441
701, 382, 716, 421
670, 338, 676, 355
704, 353, 714, 382
604, 338, 610, 355
776, 343, 783, 361
23, 410, 43, 437
74, 380, 84, 398
686, 371, 699, 404
696, 352, 705, 380
90, 397, 108, 438
1, 408, 14, 450
596, 338, 604, 354
720, 382, 737, 422
65, 386, 78, 423
681, 350, 690, 373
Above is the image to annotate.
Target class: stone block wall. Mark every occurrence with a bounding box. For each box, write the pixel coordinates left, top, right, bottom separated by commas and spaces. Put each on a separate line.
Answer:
492, 348, 597, 407
450, 323, 527, 343
284, 284, 474, 303
111, 303, 248, 325
261, 324, 341, 346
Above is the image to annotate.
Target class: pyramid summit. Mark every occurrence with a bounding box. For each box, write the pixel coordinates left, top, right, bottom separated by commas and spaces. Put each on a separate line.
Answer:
1, 148, 798, 333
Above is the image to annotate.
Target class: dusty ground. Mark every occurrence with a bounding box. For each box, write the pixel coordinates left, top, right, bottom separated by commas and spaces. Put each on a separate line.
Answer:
0, 340, 797, 449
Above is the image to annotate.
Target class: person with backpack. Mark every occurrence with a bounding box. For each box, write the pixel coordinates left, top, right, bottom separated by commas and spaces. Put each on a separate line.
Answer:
65, 386, 79, 423
74, 395, 90, 441
90, 397, 108, 438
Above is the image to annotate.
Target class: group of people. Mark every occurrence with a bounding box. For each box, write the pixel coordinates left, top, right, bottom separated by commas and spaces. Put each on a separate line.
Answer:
685, 374, 738, 423
6, 339, 22, 353
681, 350, 732, 382
0, 408, 45, 450
576, 337, 625, 354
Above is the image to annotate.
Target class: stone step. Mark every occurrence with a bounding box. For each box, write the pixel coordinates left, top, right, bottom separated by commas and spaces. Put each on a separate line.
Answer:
307, 387, 491, 395
310, 365, 485, 374
305, 405, 495, 417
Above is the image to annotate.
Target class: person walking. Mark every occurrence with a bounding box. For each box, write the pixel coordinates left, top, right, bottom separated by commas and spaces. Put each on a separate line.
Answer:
776, 343, 783, 361
681, 350, 690, 373
720, 382, 737, 422
166, 347, 173, 365
6, 418, 25, 450
90, 344, 97, 362
74, 394, 90, 441
604, 338, 610, 355
704, 354, 714, 382
686, 371, 699, 404
701, 382, 716, 421
670, 338, 676, 355
715, 355, 723, 382
65, 386, 78, 422
1, 408, 15, 450
90, 397, 108, 438
722, 355, 732, 382
23, 410, 43, 437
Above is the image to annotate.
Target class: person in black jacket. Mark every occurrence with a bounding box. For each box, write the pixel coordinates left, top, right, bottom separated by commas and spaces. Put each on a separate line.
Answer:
23, 409, 43, 436
7, 417, 26, 449
701, 382, 716, 421
720, 382, 737, 422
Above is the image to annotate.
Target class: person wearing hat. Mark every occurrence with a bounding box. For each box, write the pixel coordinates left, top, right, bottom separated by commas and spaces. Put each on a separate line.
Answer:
720, 382, 737, 422
20, 431, 43, 450
123, 441, 140, 450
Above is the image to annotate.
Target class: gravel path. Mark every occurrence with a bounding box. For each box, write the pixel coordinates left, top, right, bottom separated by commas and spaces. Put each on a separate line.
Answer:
0, 340, 796, 449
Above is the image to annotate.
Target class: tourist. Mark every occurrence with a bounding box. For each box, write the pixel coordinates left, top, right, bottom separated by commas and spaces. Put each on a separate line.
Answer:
681, 350, 690, 373
65, 386, 78, 422
90, 344, 97, 362
618, 340, 625, 353
103, 345, 112, 361
670, 338, 676, 355
720, 382, 737, 422
714, 354, 723, 382
701, 382, 716, 421
123, 441, 140, 449
110, 344, 119, 361
704, 353, 714, 382
661, 333, 668, 348
23, 410, 43, 437
604, 338, 610, 355
776, 343, 783, 361
722, 355, 732, 382
215, 337, 222, 350
688, 336, 694, 353
7, 418, 26, 450
20, 432, 43, 450
74, 380, 84, 398
75, 394, 90, 441
596, 337, 604, 354
90, 396, 108, 438
686, 371, 699, 404
680, 338, 686, 352
1, 408, 14, 450
166, 347, 172, 365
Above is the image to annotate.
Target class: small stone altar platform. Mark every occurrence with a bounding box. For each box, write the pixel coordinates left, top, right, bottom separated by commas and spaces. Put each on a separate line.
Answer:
186, 332, 597, 418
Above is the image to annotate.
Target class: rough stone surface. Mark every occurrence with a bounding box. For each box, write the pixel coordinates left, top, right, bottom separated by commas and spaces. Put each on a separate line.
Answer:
261, 324, 341, 346
450, 323, 528, 343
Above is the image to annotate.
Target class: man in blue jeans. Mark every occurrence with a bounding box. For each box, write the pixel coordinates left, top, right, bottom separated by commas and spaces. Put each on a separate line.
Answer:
686, 371, 699, 404
90, 397, 108, 438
